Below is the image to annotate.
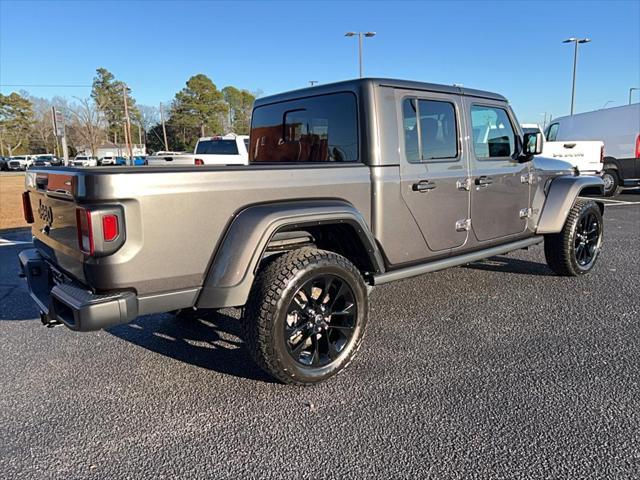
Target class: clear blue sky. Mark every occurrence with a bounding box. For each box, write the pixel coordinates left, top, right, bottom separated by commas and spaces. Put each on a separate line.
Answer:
1, 0, 638, 123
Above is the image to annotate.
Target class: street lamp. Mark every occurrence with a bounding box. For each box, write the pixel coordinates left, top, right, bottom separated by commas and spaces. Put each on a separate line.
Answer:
563, 37, 591, 115
630, 87, 640, 105
345, 31, 376, 78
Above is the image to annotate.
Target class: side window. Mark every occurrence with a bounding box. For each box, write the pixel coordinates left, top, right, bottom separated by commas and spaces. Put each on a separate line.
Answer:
418, 100, 458, 160
546, 123, 559, 142
470, 105, 516, 159
249, 92, 358, 163
402, 97, 458, 162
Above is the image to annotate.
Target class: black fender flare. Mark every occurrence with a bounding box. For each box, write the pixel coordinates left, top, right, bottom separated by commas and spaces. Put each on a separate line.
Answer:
196, 200, 383, 309
536, 175, 604, 234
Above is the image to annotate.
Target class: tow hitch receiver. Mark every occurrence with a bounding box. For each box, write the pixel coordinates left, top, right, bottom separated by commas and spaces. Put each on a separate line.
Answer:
40, 311, 62, 328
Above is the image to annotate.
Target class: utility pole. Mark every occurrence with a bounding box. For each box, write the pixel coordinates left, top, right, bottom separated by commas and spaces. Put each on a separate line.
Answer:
0, 128, 5, 157
123, 84, 134, 163
159, 102, 169, 151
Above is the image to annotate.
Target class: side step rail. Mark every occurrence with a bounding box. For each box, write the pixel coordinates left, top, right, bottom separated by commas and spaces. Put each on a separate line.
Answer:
373, 237, 543, 285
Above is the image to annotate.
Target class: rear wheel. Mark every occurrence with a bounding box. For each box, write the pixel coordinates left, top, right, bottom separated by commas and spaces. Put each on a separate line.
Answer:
544, 199, 603, 276
243, 248, 368, 385
602, 169, 620, 197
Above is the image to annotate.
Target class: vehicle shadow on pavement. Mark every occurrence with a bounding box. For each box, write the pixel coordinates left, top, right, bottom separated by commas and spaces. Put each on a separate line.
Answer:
0, 242, 41, 321
464, 255, 554, 276
108, 310, 276, 383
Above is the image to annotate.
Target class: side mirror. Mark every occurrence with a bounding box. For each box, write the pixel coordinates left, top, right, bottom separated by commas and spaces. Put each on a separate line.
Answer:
523, 132, 543, 156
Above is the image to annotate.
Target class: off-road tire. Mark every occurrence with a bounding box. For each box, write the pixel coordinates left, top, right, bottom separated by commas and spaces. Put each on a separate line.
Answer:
544, 199, 603, 276
243, 247, 368, 385
602, 169, 620, 197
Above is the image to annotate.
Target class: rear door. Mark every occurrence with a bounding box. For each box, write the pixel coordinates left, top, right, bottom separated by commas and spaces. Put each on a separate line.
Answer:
464, 100, 531, 241
397, 91, 470, 253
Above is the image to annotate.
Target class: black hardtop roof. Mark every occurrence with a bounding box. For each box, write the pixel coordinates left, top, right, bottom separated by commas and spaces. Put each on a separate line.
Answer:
254, 78, 507, 107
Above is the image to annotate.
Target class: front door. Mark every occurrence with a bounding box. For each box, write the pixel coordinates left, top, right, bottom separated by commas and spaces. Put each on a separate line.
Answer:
464, 101, 531, 241
398, 92, 470, 253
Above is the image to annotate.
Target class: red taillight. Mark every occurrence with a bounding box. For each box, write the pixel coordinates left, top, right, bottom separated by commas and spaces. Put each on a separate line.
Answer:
102, 214, 119, 241
194, 158, 204, 166
76, 207, 94, 255
22, 191, 34, 223
635, 134, 640, 159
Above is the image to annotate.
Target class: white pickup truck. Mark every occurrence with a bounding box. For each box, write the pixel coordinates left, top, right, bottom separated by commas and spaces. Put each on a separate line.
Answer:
147, 134, 249, 166
522, 124, 604, 176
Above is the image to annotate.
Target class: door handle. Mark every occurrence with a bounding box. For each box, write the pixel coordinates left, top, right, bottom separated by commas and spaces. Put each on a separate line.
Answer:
475, 176, 493, 187
412, 180, 437, 192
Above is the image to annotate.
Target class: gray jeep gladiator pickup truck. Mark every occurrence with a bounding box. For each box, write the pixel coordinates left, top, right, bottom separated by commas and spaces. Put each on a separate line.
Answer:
19, 78, 605, 385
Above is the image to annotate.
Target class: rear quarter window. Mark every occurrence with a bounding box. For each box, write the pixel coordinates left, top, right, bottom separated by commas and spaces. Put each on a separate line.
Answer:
249, 92, 358, 163
195, 139, 239, 155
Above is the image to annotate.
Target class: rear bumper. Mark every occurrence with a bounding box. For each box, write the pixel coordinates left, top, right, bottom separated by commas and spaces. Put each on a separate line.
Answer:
19, 249, 138, 331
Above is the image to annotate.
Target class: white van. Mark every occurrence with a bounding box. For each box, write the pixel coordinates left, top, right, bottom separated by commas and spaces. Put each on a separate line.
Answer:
545, 104, 640, 196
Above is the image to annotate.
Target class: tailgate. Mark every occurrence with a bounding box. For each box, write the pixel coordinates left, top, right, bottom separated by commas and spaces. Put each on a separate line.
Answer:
543, 141, 603, 172
26, 171, 80, 255
147, 154, 194, 165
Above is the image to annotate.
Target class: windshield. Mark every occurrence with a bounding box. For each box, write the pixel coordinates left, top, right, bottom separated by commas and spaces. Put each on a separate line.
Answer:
522, 127, 541, 135
195, 139, 239, 155
12, 157, 26, 160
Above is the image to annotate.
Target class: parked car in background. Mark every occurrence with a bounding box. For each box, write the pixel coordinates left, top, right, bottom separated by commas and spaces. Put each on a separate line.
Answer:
98, 156, 126, 166
146, 134, 249, 166
544, 104, 640, 196
7, 155, 36, 170
20, 78, 605, 385
0, 156, 8, 171
71, 155, 98, 167
133, 156, 146, 166
33, 155, 62, 167
522, 123, 604, 176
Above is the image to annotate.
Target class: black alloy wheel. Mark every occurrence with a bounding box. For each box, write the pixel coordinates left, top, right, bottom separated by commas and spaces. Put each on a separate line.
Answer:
574, 210, 601, 268
284, 274, 357, 368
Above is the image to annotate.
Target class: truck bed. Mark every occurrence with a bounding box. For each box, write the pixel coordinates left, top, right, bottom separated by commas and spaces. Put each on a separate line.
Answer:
25, 165, 372, 311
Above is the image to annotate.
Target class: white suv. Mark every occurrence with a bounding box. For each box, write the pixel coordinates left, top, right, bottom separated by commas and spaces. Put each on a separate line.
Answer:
71, 155, 98, 167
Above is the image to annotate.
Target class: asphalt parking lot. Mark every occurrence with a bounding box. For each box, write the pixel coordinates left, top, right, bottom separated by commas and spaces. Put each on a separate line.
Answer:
0, 193, 638, 479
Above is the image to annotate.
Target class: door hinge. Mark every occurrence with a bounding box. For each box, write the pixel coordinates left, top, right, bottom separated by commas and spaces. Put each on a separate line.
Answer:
455, 218, 471, 231
520, 173, 535, 184
456, 177, 471, 191
519, 208, 532, 219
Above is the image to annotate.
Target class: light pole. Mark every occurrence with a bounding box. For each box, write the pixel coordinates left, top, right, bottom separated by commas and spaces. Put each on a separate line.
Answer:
345, 31, 376, 78
563, 37, 591, 115
630, 87, 640, 105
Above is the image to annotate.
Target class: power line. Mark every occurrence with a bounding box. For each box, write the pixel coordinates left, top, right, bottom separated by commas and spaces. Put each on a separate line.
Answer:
0, 84, 92, 88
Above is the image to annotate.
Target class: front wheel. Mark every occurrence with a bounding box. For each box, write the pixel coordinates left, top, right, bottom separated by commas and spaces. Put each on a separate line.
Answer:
243, 248, 368, 385
544, 199, 603, 276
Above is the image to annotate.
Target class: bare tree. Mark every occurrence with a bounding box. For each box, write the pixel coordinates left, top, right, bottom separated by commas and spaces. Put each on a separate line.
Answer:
26, 95, 57, 154
69, 97, 105, 156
